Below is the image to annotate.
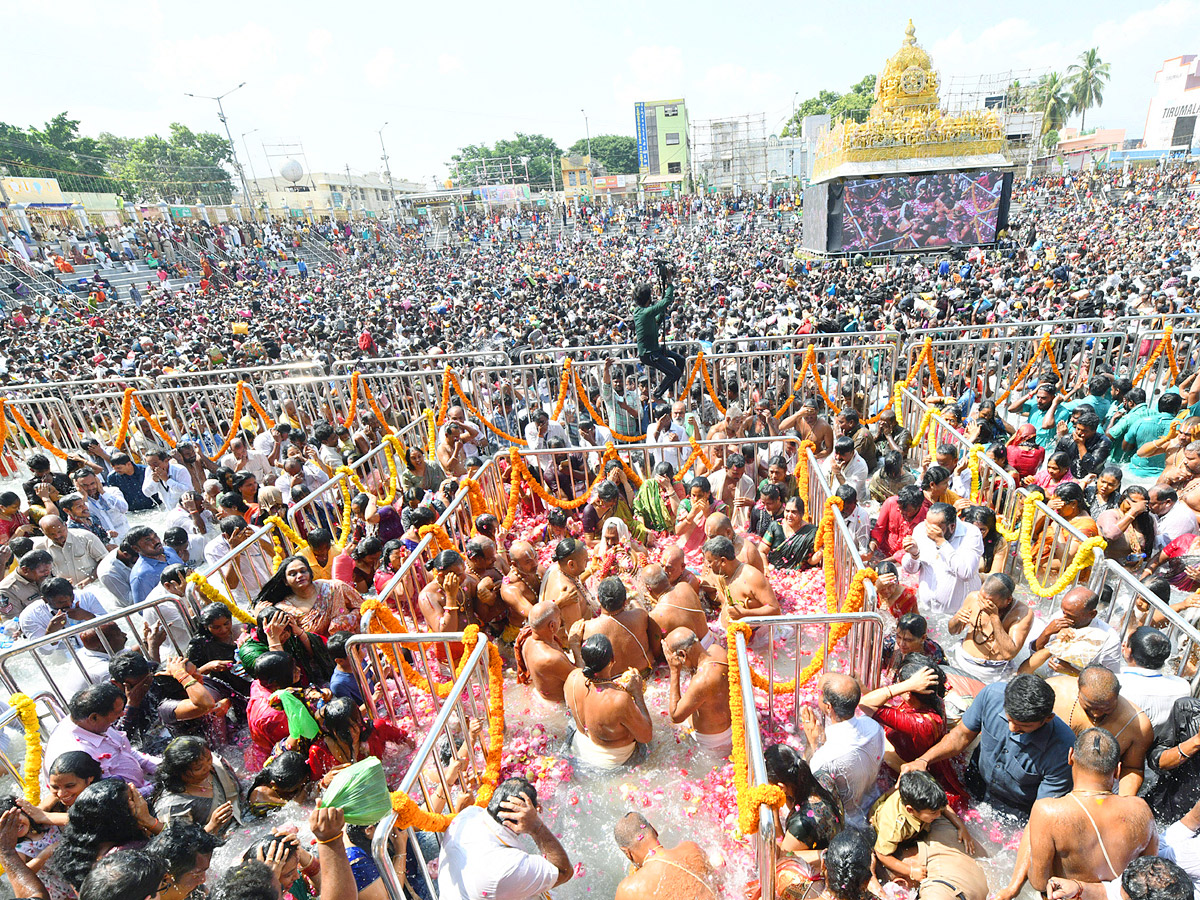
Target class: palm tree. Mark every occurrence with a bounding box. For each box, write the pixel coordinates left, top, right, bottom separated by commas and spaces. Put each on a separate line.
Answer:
1032, 72, 1071, 136
1067, 48, 1111, 132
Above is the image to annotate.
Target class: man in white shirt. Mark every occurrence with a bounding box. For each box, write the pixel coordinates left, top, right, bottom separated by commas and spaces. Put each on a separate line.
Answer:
801, 673, 885, 822
822, 437, 869, 513
72, 470, 129, 540
647, 402, 689, 473
1152, 485, 1200, 549
835, 484, 872, 553
97, 543, 138, 606
141, 450, 191, 511
1020, 586, 1123, 676
1118, 626, 1190, 730
708, 452, 758, 532
43, 681, 158, 789
219, 437, 274, 484
523, 409, 569, 450
577, 421, 613, 473
1159, 797, 1200, 890
437, 777, 572, 900
900, 502, 983, 616
19, 576, 112, 650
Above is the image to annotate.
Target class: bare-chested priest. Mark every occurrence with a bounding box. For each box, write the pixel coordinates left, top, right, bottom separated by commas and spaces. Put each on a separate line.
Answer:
541, 538, 593, 629
948, 573, 1033, 685
584, 577, 659, 677
664, 626, 733, 756
499, 540, 543, 627
642, 564, 710, 654
564, 635, 653, 769
613, 812, 716, 900
515, 600, 584, 703
703, 536, 780, 629
996, 727, 1157, 900
705, 512, 766, 572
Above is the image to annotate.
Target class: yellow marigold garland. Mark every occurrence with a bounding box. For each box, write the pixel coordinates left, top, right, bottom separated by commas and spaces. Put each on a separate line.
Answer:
463, 478, 490, 520
263, 515, 310, 573
6, 404, 68, 460
423, 409, 437, 460
442, 368, 527, 446
1133, 325, 1180, 388
674, 435, 712, 482
419, 523, 455, 553
336, 476, 354, 548
551, 359, 572, 421
995, 334, 1059, 407
132, 395, 176, 448
209, 384, 246, 461
185, 571, 256, 624
8, 693, 41, 805
725, 626, 786, 835
436, 365, 453, 428
793, 440, 816, 520
113, 388, 135, 449
1017, 491, 1107, 598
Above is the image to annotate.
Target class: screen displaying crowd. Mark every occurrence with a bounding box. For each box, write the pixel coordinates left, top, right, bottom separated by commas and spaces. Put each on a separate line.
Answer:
840, 170, 1006, 253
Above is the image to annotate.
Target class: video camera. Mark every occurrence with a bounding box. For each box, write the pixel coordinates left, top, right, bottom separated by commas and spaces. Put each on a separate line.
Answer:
653, 257, 676, 290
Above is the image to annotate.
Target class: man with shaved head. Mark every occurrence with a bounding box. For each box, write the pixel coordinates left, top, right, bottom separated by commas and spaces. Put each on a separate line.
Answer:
801, 672, 885, 820
515, 600, 583, 703
500, 540, 543, 627
641, 563, 709, 654
996, 727, 1157, 900
613, 812, 714, 900
703, 511, 765, 572
1049, 664, 1154, 795
584, 578, 659, 677
663, 626, 732, 755
661, 544, 701, 595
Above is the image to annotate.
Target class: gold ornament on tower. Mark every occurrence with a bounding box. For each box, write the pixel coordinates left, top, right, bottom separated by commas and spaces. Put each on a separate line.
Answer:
812, 20, 1008, 180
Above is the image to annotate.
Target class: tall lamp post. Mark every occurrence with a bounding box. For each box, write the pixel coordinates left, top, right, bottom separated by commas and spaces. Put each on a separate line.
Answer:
184, 82, 253, 220
378, 122, 398, 222
241, 128, 260, 217
581, 109, 592, 198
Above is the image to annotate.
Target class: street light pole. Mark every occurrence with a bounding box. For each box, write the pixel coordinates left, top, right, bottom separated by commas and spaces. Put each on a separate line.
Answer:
184, 82, 253, 221
378, 122, 398, 223
241, 128, 260, 215
581, 109, 592, 199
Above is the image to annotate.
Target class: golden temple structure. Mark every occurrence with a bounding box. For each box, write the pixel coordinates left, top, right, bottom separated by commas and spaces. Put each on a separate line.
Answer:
811, 21, 1009, 182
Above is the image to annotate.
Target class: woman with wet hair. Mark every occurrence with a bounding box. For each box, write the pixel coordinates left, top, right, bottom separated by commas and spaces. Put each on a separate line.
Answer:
246, 750, 314, 816
823, 827, 876, 900
50, 779, 163, 890
150, 736, 244, 834
307, 696, 410, 784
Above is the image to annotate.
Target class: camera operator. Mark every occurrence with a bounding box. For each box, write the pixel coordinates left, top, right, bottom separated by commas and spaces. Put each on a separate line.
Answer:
633, 261, 685, 400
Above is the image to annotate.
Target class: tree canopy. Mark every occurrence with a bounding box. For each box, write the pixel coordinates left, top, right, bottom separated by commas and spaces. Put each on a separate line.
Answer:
448, 132, 563, 190
782, 75, 877, 136
567, 134, 638, 174
0, 112, 235, 203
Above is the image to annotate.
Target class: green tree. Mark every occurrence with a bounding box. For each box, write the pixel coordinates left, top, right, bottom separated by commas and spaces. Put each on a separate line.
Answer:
448, 133, 563, 189
1032, 72, 1071, 136
98, 124, 234, 204
1043, 129, 1060, 151
567, 134, 638, 174
782, 76, 875, 136
1067, 48, 1110, 132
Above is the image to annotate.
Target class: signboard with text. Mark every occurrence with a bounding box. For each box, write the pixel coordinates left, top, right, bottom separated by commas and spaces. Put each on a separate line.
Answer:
635, 103, 650, 169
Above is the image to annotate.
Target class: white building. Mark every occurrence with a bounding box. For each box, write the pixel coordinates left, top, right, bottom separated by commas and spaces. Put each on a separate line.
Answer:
239, 170, 423, 219
1143, 56, 1200, 152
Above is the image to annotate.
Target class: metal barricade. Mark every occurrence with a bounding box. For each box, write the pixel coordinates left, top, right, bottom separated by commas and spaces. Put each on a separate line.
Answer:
357, 630, 494, 900
736, 612, 888, 900
807, 457, 878, 612
156, 362, 324, 394
0, 396, 85, 463
266, 372, 444, 436
1093, 560, 1200, 694
517, 340, 700, 367
288, 471, 350, 548
0, 595, 197, 710
332, 351, 508, 376
705, 345, 897, 420
711, 332, 895, 356
1116, 327, 1200, 399
907, 331, 1126, 408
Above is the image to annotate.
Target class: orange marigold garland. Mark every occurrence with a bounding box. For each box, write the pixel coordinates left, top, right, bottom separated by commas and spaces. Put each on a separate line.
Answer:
726, 624, 786, 835
551, 359, 572, 421
6, 405, 68, 460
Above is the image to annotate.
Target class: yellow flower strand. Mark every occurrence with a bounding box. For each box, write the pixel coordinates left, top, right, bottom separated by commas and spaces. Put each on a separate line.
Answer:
8, 693, 41, 805
1017, 491, 1107, 598
185, 572, 257, 624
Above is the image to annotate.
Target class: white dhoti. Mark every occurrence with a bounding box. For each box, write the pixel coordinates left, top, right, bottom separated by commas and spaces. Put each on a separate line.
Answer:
690, 725, 733, 755
570, 729, 637, 769
699, 629, 717, 650
952, 643, 1013, 685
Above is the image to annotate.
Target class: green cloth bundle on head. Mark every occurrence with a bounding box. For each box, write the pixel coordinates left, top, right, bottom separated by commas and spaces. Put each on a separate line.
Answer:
320, 757, 393, 825
274, 689, 320, 741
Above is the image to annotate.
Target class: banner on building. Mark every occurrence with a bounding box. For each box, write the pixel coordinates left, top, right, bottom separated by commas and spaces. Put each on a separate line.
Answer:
635, 103, 650, 169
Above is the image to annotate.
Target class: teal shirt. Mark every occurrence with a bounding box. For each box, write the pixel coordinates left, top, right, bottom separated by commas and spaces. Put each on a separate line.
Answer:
1126, 411, 1175, 477
1106, 403, 1149, 463
1065, 394, 1112, 424
1020, 400, 1058, 448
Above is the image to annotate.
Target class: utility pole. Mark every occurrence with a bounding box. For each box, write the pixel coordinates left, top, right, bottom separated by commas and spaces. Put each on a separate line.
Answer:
345, 164, 355, 219
378, 122, 397, 223
581, 108, 592, 199
184, 82, 253, 220
241, 129, 260, 219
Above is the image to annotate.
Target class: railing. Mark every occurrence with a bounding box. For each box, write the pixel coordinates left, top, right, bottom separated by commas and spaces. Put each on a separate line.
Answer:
517, 340, 701, 367
1007, 492, 1106, 613
736, 611, 888, 900
0, 595, 196, 710
331, 352, 508, 376
1117, 327, 1200, 399
710, 331, 896, 356
156, 361, 324, 394
353, 630, 494, 900
197, 519, 280, 608
0, 396, 85, 463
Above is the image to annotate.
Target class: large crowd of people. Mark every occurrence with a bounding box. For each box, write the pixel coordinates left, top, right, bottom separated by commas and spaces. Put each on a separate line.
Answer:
0, 165, 1199, 900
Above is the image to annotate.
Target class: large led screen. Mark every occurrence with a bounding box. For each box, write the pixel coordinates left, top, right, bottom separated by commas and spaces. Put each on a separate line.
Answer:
838, 170, 1008, 253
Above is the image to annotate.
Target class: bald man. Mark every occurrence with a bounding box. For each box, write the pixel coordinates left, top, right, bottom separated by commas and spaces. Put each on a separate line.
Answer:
34, 514, 106, 587
704, 512, 765, 572
996, 728, 1157, 900
661, 544, 701, 595
642, 564, 710, 655
664, 626, 732, 756
613, 812, 714, 900
500, 540, 543, 627
584, 577, 660, 677
1050, 665, 1153, 796
515, 600, 583, 703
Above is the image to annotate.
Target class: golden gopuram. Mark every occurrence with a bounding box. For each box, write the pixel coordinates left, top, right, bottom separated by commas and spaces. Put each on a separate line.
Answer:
811, 20, 1011, 182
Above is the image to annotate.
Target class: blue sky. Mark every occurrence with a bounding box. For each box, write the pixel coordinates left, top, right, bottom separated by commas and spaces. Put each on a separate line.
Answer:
5, 0, 1196, 187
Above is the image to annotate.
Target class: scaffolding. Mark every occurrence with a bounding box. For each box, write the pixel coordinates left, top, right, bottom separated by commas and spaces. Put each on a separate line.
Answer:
692, 112, 771, 194
938, 67, 1050, 164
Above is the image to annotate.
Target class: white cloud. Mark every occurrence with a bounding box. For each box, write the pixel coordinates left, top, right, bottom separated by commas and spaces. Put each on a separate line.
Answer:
363, 48, 397, 89
612, 46, 686, 109
437, 54, 463, 74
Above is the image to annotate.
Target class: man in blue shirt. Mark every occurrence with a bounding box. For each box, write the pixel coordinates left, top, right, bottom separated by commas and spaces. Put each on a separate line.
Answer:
126, 526, 184, 607
106, 455, 158, 512
902, 673, 1074, 816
